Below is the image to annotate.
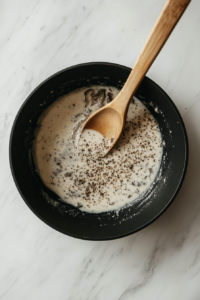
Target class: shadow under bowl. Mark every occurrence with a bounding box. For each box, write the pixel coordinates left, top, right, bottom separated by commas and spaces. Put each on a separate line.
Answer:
9, 62, 188, 240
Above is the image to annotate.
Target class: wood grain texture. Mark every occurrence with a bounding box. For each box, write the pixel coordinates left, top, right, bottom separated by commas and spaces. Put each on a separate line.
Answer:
82, 0, 191, 153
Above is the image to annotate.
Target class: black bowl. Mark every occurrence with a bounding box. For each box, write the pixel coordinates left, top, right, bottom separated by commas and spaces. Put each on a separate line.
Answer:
9, 62, 188, 240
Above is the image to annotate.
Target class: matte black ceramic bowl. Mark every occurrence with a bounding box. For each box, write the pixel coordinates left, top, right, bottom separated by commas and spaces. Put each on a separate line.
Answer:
9, 62, 188, 240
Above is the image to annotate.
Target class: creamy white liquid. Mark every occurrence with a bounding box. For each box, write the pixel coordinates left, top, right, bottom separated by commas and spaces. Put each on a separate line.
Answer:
78, 129, 113, 159
33, 86, 163, 213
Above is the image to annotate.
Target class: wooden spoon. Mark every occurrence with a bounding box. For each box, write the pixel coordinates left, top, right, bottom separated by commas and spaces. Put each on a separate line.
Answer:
82, 0, 191, 154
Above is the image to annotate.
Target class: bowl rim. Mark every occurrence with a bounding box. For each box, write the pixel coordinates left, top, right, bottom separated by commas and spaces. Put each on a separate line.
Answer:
9, 62, 189, 240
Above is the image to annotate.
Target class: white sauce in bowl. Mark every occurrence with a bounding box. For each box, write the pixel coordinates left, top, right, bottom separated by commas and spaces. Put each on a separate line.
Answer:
33, 86, 163, 213
78, 129, 114, 159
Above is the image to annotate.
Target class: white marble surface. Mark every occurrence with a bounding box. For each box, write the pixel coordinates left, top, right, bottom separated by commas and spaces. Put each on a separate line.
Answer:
1, 0, 200, 299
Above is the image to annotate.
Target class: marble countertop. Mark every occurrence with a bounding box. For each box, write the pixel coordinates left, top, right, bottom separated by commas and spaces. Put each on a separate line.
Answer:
1, 0, 200, 299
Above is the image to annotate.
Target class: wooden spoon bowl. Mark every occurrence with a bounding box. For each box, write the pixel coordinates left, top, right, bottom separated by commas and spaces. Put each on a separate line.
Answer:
83, 106, 123, 146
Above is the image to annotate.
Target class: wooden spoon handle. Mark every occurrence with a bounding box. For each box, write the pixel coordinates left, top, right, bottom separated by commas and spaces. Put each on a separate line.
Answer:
112, 0, 191, 113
